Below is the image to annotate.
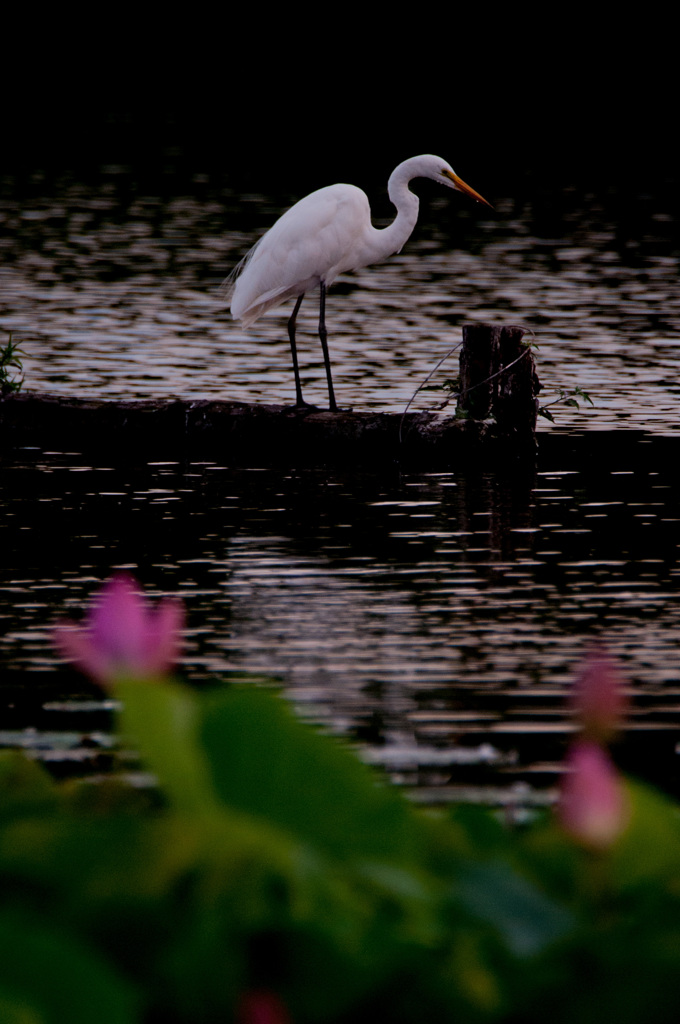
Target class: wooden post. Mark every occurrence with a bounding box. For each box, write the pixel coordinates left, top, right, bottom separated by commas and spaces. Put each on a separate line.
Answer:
495, 326, 541, 436
457, 323, 500, 420
456, 323, 540, 438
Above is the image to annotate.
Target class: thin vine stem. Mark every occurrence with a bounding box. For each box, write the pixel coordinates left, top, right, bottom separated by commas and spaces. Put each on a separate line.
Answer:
398, 333, 532, 445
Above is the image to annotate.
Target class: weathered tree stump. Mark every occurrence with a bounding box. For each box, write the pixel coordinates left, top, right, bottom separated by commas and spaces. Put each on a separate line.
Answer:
457, 324, 540, 437
0, 324, 540, 467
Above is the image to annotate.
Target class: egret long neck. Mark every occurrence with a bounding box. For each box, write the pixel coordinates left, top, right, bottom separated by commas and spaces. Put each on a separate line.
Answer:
367, 167, 421, 262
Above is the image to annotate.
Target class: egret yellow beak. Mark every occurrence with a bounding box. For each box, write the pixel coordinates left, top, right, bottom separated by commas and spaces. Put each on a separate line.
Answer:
444, 170, 494, 209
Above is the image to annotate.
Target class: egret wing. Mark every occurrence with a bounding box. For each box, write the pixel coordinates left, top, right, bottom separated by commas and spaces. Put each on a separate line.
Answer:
229, 185, 369, 324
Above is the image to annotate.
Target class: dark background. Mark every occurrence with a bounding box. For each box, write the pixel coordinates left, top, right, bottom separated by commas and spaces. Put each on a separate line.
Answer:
2, 14, 675, 210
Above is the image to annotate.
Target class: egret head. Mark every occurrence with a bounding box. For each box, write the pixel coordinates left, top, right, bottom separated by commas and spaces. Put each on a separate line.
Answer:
441, 166, 493, 209
390, 155, 493, 209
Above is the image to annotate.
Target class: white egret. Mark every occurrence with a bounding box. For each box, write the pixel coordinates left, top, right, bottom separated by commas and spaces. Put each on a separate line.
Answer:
229, 155, 492, 412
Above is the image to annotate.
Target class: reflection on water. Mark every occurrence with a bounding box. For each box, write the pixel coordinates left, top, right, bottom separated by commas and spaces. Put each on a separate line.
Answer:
1, 170, 679, 432
2, 432, 680, 804
1, 170, 680, 804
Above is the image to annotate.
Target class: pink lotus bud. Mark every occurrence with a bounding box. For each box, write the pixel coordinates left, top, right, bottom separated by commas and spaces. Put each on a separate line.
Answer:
571, 642, 628, 741
237, 991, 290, 1024
53, 573, 184, 686
558, 740, 629, 851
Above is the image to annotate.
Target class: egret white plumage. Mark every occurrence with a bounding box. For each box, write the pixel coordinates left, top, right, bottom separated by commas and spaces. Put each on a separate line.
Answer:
229, 155, 492, 412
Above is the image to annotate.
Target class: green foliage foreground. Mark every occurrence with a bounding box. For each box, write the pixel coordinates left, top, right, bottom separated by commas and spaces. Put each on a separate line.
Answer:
0, 335, 24, 395
1, 680, 680, 1023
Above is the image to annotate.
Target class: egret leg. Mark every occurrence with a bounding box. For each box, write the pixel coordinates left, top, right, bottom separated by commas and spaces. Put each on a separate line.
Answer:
318, 282, 338, 413
287, 294, 306, 407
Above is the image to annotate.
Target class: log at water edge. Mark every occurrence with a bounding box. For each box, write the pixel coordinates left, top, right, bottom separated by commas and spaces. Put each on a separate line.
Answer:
0, 325, 540, 467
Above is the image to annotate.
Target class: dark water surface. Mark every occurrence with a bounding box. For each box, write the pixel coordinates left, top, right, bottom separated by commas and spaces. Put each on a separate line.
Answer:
2, 169, 679, 431
1, 169, 680, 804
2, 431, 680, 805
